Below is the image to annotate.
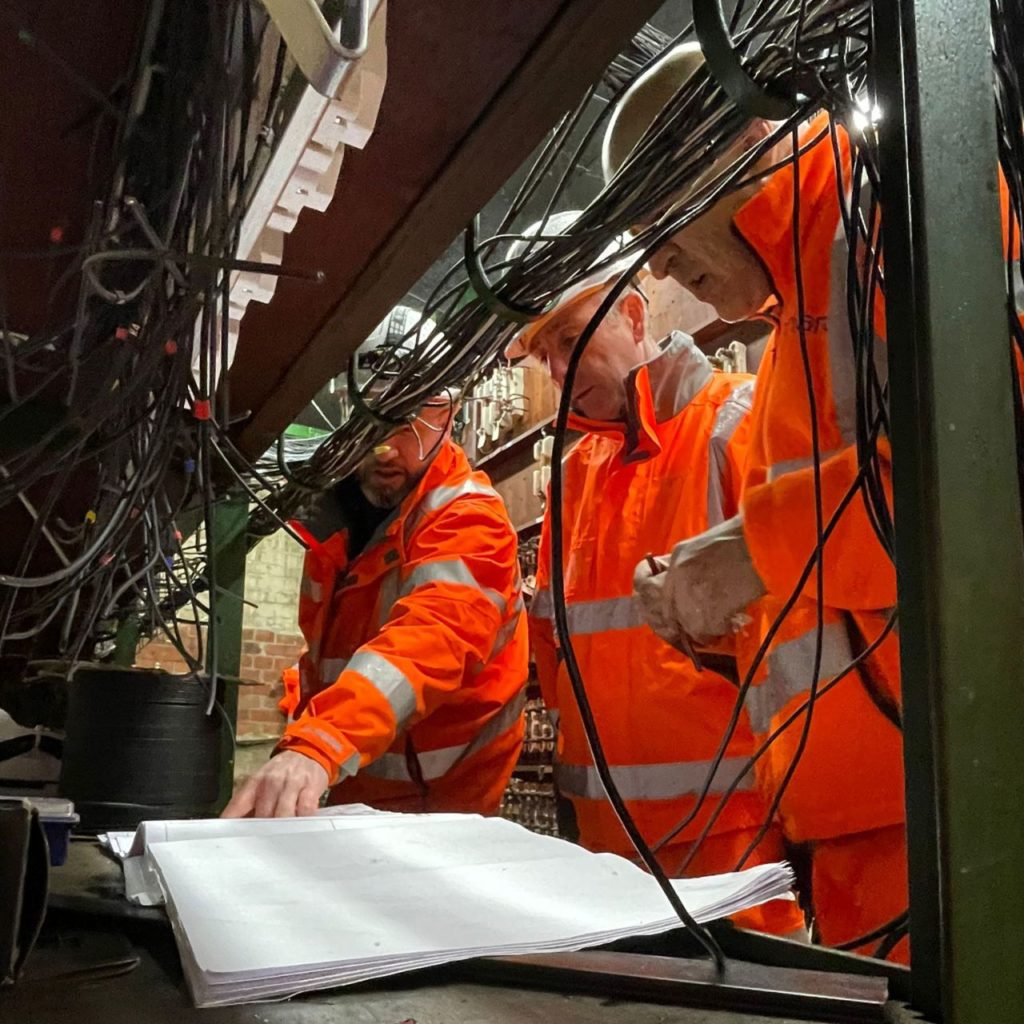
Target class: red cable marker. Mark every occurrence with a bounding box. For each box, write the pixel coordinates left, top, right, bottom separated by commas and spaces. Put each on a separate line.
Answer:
193, 399, 211, 421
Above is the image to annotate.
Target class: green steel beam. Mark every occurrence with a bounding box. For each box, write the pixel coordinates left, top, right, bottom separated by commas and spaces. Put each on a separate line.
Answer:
206, 490, 249, 811
875, 1, 1024, 1020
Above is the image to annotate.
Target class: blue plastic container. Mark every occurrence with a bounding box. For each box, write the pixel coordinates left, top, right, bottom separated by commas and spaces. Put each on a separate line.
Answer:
0, 796, 79, 866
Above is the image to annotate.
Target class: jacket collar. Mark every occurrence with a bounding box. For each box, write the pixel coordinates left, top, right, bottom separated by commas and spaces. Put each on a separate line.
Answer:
731, 112, 846, 310
567, 331, 713, 464
296, 439, 465, 552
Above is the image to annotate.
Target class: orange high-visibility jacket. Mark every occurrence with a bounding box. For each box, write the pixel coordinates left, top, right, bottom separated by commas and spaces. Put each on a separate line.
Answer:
729, 119, 1024, 840
727, 119, 904, 840
278, 440, 528, 814
530, 333, 773, 860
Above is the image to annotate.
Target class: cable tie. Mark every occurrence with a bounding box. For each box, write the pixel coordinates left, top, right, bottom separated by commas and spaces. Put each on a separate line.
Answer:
193, 399, 211, 421
463, 216, 551, 325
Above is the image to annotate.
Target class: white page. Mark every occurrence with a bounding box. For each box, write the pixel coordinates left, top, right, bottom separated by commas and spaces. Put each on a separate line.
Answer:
118, 807, 471, 904
146, 815, 793, 1006
126, 803, 438, 857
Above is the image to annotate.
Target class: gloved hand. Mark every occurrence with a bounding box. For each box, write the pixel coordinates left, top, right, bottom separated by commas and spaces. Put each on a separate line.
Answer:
633, 514, 766, 650
221, 749, 329, 818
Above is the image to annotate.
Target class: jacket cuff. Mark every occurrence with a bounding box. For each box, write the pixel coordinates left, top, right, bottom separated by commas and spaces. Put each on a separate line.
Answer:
276, 721, 360, 787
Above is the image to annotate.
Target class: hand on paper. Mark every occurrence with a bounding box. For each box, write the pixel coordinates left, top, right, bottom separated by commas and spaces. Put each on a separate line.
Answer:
222, 750, 328, 818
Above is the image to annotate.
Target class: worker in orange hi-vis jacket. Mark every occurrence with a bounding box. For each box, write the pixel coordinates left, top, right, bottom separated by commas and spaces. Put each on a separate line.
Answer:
224, 307, 528, 819
603, 43, 911, 961
603, 41, 1024, 961
509, 211, 806, 939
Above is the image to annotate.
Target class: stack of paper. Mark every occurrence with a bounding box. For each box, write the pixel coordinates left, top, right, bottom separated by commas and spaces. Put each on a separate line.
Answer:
102, 807, 468, 906
116, 810, 793, 1007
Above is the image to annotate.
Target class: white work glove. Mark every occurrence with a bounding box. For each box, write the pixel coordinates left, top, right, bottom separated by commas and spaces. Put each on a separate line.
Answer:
633, 514, 766, 651
221, 750, 329, 818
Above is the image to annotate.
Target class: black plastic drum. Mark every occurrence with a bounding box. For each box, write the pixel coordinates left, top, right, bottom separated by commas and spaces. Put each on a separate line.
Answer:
59, 666, 223, 831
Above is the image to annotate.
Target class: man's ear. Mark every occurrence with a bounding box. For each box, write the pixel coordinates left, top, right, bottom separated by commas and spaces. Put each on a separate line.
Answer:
619, 291, 647, 346
737, 117, 774, 149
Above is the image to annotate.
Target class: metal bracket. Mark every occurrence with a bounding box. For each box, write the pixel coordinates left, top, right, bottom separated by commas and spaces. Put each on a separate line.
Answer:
262, 0, 369, 97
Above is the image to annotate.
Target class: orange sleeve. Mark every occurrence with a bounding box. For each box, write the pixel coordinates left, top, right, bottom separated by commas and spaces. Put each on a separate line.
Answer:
746, 169, 1020, 614
743, 440, 897, 612
278, 664, 302, 719
278, 497, 524, 782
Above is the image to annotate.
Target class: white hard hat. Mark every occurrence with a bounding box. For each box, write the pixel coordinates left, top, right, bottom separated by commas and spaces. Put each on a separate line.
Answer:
502, 210, 643, 362
352, 305, 457, 405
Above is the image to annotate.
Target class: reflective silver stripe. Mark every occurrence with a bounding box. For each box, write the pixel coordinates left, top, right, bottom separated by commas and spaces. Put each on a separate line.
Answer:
826, 225, 859, 446
405, 478, 501, 540
337, 749, 361, 780
361, 688, 527, 782
400, 559, 505, 615
826, 184, 888, 450
490, 596, 524, 659
527, 592, 644, 636
530, 588, 553, 620
706, 381, 754, 527
555, 757, 756, 802
319, 657, 349, 684
745, 621, 854, 733
308, 726, 344, 755
767, 446, 847, 482
420, 478, 500, 513
565, 596, 645, 635
346, 650, 418, 725
300, 577, 323, 602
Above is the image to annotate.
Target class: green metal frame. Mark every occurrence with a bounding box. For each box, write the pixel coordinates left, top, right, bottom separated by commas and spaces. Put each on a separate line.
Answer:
205, 491, 249, 811
875, 1, 1024, 1020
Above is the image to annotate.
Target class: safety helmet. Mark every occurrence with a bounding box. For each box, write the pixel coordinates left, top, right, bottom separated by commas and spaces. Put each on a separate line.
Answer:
351, 305, 457, 406
502, 210, 644, 363
601, 42, 705, 184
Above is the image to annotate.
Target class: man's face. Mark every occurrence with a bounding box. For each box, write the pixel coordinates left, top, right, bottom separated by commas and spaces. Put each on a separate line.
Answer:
636, 124, 781, 323
528, 288, 647, 422
355, 402, 453, 508
641, 194, 773, 323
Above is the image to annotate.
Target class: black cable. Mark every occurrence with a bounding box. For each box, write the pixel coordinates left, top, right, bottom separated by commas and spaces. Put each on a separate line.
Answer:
546, 239, 727, 971
835, 909, 909, 952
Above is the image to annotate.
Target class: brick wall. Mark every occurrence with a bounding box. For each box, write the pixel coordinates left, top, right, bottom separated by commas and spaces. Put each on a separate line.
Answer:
236, 527, 306, 740
237, 626, 303, 738
136, 521, 307, 741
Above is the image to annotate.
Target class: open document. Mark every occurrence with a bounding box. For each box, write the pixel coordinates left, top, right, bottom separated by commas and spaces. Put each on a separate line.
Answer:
107, 810, 794, 1007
